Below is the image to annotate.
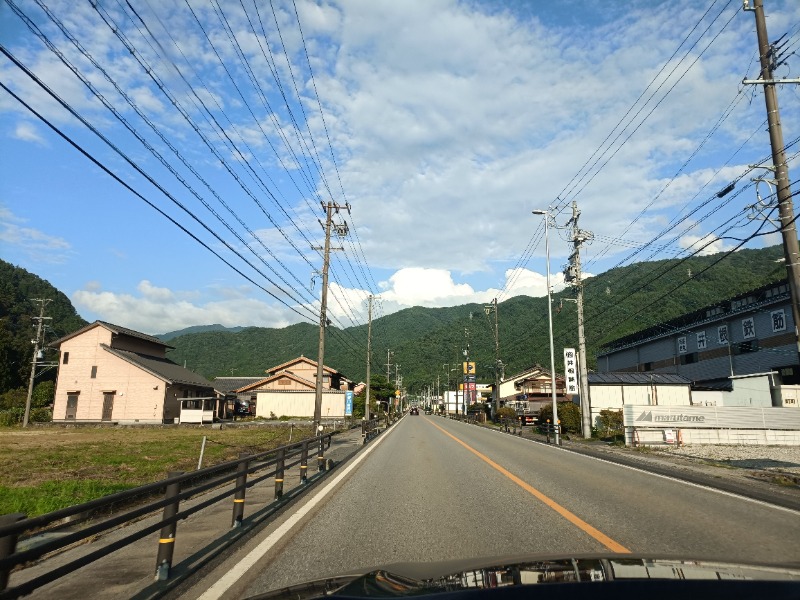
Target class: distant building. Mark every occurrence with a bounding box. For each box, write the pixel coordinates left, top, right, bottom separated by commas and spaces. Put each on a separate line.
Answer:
496, 365, 567, 406
597, 280, 799, 407
51, 321, 213, 424
233, 356, 354, 419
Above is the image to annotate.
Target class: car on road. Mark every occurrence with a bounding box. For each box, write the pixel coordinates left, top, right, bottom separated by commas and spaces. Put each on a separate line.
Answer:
410, 407, 419, 415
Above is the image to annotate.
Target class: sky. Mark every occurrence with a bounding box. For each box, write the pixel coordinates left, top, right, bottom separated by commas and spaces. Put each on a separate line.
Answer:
1, 0, 799, 336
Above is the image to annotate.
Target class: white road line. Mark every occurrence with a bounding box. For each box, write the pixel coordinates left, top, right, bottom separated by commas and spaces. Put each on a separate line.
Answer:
197, 425, 397, 600
477, 422, 800, 516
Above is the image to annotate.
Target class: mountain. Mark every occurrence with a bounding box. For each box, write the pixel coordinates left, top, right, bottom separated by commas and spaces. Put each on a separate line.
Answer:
165, 245, 788, 393
1, 245, 788, 397
156, 324, 246, 342
0, 260, 87, 392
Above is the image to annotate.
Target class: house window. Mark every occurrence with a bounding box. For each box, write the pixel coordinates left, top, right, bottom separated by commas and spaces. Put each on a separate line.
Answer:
90, 365, 97, 378
680, 352, 698, 365
63, 352, 69, 365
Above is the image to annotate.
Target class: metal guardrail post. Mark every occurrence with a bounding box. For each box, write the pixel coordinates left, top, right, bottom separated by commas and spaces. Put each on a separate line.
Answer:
231, 453, 250, 528
317, 436, 325, 472
300, 440, 309, 484
154, 472, 182, 581
0, 513, 25, 591
274, 448, 285, 500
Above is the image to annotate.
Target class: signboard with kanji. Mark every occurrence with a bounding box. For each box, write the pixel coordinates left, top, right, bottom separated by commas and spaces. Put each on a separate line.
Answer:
563, 347, 578, 395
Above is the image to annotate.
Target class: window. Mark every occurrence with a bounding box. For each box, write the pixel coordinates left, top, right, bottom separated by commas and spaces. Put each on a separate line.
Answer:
679, 352, 698, 365
90, 365, 97, 378
62, 352, 69, 365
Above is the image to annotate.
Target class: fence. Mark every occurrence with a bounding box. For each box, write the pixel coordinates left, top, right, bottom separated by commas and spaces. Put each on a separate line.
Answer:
0, 431, 337, 598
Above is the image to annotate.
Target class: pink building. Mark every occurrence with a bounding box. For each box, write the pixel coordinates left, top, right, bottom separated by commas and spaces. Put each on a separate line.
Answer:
52, 321, 213, 424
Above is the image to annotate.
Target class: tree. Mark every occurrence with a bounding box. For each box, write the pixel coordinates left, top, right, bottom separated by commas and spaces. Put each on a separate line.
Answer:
32, 381, 55, 408
538, 402, 582, 434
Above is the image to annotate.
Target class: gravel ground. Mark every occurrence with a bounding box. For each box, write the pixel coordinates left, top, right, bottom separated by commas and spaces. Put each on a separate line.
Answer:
654, 444, 800, 474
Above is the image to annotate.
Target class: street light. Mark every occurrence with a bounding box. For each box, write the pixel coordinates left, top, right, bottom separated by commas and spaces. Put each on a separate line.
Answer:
532, 208, 560, 445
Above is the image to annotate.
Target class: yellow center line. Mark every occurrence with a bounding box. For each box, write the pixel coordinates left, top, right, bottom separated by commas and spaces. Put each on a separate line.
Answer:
426, 418, 630, 554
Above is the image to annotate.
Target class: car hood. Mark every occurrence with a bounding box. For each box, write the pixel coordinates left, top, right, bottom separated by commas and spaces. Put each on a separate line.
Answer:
245, 553, 800, 599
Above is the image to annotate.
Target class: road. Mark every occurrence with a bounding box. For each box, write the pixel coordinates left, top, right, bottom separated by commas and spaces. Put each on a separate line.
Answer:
198, 415, 800, 598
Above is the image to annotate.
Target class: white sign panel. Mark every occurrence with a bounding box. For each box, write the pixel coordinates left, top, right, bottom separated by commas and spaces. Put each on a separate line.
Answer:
772, 309, 787, 333
696, 331, 707, 350
563, 348, 578, 394
623, 405, 800, 430
742, 317, 756, 339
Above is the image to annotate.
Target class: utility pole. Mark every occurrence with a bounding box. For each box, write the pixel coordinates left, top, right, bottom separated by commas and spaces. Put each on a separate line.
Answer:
365, 295, 373, 421
313, 201, 348, 431
744, 0, 800, 350
484, 298, 500, 419
23, 298, 52, 428
565, 200, 593, 439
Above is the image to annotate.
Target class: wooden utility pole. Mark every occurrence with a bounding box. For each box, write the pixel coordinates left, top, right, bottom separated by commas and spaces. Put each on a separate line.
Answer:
744, 0, 800, 349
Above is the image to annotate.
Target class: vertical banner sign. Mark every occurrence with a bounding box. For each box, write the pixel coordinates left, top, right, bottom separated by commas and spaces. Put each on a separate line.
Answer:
563, 348, 578, 395
345, 391, 353, 416
463, 362, 476, 404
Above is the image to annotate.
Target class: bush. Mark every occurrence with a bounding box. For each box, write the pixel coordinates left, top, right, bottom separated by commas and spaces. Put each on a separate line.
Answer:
0, 406, 52, 426
538, 402, 582, 434
496, 406, 517, 420
596, 409, 623, 437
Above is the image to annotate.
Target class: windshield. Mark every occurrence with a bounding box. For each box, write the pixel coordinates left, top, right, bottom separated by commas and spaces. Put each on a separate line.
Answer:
1, 1, 799, 599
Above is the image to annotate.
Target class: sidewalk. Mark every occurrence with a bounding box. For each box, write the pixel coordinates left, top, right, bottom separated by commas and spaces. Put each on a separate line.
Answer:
6, 427, 368, 600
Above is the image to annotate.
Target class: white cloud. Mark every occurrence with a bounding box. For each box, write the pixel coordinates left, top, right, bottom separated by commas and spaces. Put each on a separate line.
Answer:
12, 121, 46, 145
72, 281, 300, 334
0, 205, 72, 263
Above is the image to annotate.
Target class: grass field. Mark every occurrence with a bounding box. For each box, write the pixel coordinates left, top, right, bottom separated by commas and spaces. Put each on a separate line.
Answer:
0, 424, 312, 517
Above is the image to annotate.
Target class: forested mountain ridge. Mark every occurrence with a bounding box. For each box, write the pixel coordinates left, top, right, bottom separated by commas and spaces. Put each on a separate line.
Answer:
165, 245, 787, 391
0, 245, 787, 397
0, 260, 86, 393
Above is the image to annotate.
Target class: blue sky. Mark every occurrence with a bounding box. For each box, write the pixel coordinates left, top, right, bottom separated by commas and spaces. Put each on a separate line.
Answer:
1, 0, 799, 334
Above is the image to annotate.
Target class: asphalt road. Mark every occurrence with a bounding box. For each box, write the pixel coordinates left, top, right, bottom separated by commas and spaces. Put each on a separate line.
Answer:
237, 415, 800, 596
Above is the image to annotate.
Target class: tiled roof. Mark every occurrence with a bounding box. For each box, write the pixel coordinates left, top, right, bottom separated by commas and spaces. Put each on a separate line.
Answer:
235, 370, 316, 392
51, 321, 174, 349
212, 377, 265, 393
267, 356, 338, 375
102, 345, 212, 387
588, 372, 690, 385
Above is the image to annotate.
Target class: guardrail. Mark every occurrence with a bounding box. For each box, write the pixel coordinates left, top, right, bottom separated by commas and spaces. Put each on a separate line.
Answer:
0, 431, 337, 598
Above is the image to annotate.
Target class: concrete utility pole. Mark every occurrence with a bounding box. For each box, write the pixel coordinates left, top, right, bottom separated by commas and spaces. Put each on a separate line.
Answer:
566, 201, 593, 439
365, 295, 373, 421
484, 298, 500, 419
744, 0, 800, 350
313, 201, 347, 431
533, 209, 559, 444
23, 298, 52, 428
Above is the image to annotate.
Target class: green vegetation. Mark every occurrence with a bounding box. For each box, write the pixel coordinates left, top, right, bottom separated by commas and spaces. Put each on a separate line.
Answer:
0, 260, 87, 396
159, 245, 786, 394
0, 425, 311, 516
538, 402, 582, 434
1, 246, 787, 401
